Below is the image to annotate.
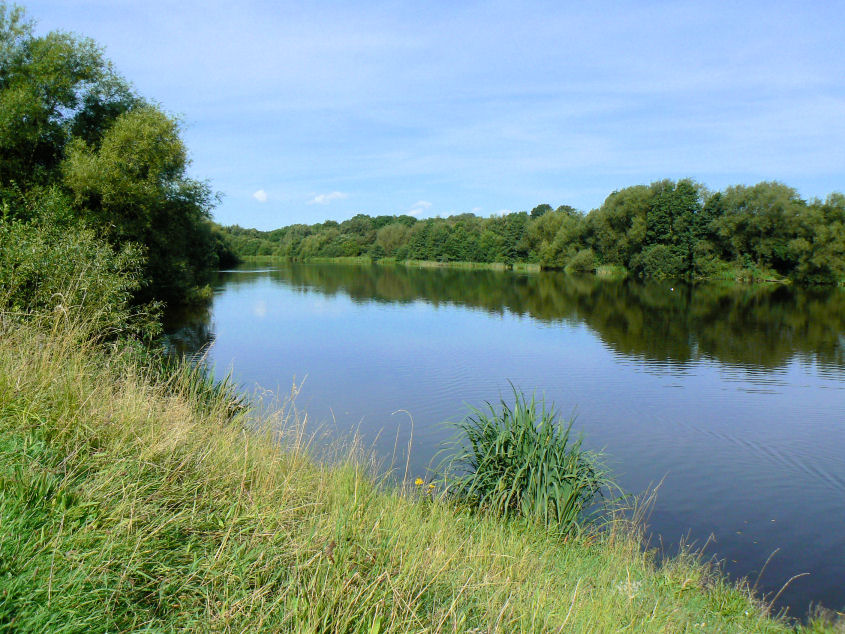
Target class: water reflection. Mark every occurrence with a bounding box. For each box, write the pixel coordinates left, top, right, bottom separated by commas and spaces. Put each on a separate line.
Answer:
163, 301, 215, 359
189, 263, 845, 371
164, 262, 845, 617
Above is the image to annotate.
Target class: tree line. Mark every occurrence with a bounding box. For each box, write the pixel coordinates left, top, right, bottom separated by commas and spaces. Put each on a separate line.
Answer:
1, 2, 236, 324
225, 180, 845, 284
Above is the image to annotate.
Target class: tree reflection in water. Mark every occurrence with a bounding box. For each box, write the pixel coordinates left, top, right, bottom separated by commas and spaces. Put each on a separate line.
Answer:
183, 262, 844, 372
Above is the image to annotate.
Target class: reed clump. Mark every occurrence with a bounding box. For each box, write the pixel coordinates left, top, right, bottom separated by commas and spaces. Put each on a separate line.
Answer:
595, 263, 629, 278
443, 390, 612, 533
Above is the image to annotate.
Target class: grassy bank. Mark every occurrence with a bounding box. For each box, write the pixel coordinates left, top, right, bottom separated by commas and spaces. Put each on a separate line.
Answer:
242, 254, 542, 273
0, 318, 837, 631
400, 259, 511, 271
241, 255, 822, 286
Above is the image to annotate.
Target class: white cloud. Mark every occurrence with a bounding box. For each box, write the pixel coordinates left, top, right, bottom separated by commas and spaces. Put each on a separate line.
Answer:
252, 189, 268, 203
471, 206, 482, 213
408, 200, 432, 216
309, 191, 348, 205
495, 209, 511, 216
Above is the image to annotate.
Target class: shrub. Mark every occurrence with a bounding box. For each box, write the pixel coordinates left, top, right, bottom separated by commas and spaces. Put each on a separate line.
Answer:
444, 389, 612, 533
630, 244, 684, 279
565, 248, 596, 273
0, 216, 158, 339
692, 240, 722, 278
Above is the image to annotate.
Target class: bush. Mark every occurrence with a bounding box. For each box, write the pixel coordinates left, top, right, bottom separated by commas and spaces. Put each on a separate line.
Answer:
444, 389, 612, 533
394, 244, 410, 261
630, 244, 684, 279
691, 240, 722, 278
368, 243, 386, 260
0, 215, 158, 339
565, 248, 597, 273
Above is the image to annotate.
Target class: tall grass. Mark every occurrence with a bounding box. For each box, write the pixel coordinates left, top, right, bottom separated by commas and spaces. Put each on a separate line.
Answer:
595, 263, 629, 278
140, 347, 248, 421
304, 255, 375, 265
0, 311, 837, 630
443, 389, 612, 533
511, 262, 541, 272
401, 259, 510, 271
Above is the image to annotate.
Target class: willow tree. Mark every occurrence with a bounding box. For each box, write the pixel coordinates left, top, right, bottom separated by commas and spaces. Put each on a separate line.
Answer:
0, 4, 137, 198
0, 2, 233, 302
62, 107, 220, 300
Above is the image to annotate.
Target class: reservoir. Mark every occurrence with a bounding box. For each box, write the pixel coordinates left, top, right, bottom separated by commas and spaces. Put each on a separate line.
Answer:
166, 262, 845, 617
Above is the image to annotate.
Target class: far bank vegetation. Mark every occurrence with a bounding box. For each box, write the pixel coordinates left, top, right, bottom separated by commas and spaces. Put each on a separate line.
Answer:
225, 180, 845, 285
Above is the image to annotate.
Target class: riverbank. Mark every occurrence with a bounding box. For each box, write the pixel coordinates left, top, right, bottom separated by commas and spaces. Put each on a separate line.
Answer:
238, 254, 813, 284
249, 255, 539, 273
2, 319, 840, 631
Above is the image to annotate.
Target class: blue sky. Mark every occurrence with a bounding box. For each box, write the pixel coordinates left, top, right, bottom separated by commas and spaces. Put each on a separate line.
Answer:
25, 0, 845, 230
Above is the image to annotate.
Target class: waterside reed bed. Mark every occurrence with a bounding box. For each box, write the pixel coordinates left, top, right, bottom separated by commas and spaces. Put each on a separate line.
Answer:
0, 314, 838, 631
443, 390, 612, 534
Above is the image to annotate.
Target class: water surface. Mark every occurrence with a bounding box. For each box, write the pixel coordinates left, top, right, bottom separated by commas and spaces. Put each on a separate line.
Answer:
166, 262, 845, 616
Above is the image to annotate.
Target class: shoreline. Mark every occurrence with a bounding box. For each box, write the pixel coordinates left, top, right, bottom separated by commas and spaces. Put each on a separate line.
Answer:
237, 254, 815, 286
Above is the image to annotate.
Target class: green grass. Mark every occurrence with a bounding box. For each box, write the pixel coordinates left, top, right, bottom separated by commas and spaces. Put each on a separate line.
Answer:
237, 254, 285, 261
0, 315, 839, 631
442, 390, 612, 533
512, 262, 542, 272
595, 264, 630, 278
239, 254, 376, 265
400, 259, 511, 271
305, 255, 376, 265
704, 263, 790, 284
239, 256, 530, 273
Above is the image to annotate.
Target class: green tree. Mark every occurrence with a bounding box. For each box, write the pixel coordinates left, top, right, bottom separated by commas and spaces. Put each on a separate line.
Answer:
788, 193, 845, 284
339, 213, 376, 251
61, 107, 218, 300
530, 203, 552, 218
586, 185, 650, 267
645, 179, 704, 275
540, 212, 584, 269
218, 183, 844, 285
375, 222, 411, 256
0, 4, 136, 201
709, 182, 804, 274
1, 3, 232, 304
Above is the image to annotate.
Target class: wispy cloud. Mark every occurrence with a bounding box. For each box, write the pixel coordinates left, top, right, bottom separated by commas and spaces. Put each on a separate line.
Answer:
495, 209, 511, 216
408, 200, 432, 216
309, 191, 349, 205
55, 2, 845, 228
252, 189, 268, 203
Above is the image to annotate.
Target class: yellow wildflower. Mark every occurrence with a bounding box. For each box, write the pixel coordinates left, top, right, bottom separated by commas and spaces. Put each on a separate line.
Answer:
415, 477, 424, 487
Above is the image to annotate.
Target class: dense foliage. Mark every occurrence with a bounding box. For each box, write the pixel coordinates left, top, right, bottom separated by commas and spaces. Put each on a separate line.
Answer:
225, 180, 845, 284
0, 3, 237, 309
0, 204, 154, 338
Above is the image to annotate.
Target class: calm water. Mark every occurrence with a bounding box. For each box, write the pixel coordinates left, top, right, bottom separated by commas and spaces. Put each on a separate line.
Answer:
166, 262, 845, 617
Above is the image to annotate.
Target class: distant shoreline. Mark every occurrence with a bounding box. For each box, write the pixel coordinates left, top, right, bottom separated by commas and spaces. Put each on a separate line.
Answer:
237, 254, 809, 285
